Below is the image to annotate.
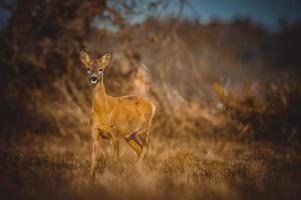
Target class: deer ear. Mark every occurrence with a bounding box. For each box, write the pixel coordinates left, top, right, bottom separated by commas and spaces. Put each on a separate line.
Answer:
100, 52, 112, 67
79, 51, 91, 66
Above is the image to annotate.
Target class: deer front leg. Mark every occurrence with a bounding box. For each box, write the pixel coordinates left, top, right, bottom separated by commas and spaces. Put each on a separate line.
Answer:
111, 139, 120, 174
90, 131, 99, 181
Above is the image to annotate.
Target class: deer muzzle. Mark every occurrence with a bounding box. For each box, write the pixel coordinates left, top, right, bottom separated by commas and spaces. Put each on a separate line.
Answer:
90, 76, 98, 84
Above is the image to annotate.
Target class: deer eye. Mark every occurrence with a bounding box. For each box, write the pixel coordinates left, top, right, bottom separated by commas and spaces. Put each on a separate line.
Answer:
99, 68, 103, 72
87, 68, 91, 72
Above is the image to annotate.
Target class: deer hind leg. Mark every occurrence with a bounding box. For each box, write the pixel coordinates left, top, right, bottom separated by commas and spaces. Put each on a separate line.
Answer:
136, 129, 150, 166
125, 134, 143, 157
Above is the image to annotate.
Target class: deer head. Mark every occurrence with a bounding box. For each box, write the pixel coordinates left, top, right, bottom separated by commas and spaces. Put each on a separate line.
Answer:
79, 51, 112, 85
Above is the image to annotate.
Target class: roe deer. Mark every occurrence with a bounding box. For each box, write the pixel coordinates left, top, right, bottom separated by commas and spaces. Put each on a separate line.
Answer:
79, 51, 155, 178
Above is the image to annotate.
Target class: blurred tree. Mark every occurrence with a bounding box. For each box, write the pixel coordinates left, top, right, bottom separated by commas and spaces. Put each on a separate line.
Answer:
0, 0, 189, 136
0, 0, 188, 75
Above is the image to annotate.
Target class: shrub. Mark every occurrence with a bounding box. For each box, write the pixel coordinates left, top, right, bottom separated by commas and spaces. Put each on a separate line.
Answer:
214, 79, 301, 143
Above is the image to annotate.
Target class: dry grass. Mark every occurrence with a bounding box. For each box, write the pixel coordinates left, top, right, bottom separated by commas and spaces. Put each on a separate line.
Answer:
1, 133, 301, 200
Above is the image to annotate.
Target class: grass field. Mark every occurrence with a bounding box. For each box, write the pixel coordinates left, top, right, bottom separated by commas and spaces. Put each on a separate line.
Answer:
1, 134, 300, 200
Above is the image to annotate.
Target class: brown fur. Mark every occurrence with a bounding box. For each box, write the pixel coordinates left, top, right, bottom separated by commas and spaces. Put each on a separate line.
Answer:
79, 51, 155, 178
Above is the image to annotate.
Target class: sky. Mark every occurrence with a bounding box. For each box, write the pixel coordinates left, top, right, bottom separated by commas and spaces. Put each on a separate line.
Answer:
1, 0, 301, 30
186, 0, 301, 29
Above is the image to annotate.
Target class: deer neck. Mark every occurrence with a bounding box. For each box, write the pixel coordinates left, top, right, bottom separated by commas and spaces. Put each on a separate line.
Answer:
92, 82, 110, 116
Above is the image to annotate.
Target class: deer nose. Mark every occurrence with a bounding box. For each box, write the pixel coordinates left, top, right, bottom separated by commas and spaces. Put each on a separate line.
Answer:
91, 77, 97, 81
